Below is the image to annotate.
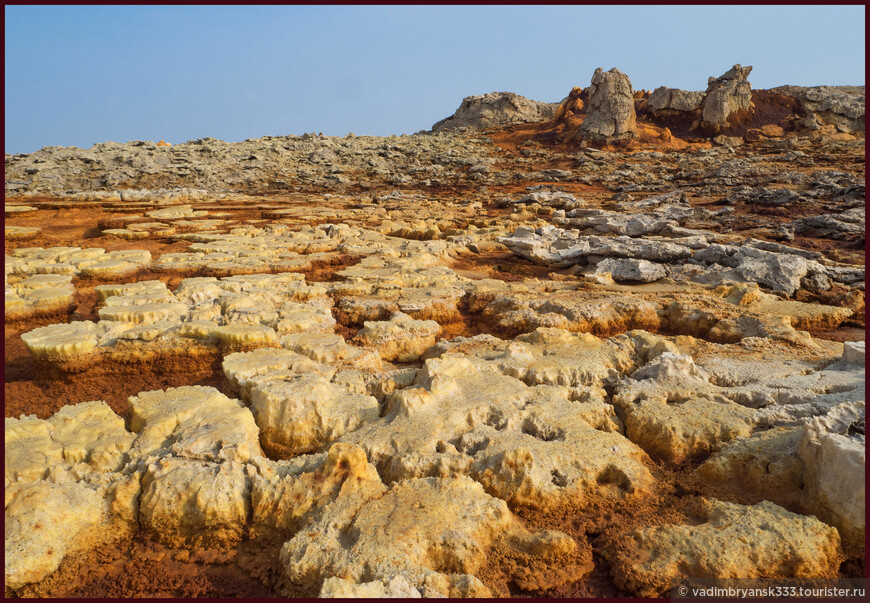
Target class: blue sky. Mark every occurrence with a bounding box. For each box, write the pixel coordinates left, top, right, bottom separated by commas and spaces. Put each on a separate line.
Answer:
5, 5, 865, 153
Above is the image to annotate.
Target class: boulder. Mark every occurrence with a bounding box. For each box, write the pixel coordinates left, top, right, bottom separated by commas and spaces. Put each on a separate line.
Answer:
248, 371, 380, 457
578, 68, 638, 141
139, 458, 251, 548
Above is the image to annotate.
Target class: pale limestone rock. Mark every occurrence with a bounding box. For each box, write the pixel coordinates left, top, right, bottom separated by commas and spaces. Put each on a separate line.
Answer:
331, 366, 420, 402
172, 277, 221, 304
5, 478, 137, 590
98, 300, 188, 324
431, 91, 556, 133
46, 401, 134, 472
128, 385, 262, 463
274, 302, 336, 333
799, 401, 865, 550
248, 372, 380, 456
139, 458, 251, 548
427, 328, 654, 388
702, 64, 753, 130
353, 311, 440, 362
280, 331, 382, 368
339, 355, 655, 507
79, 260, 141, 278
146, 204, 208, 219
647, 87, 704, 112
116, 320, 179, 342
280, 476, 582, 596
630, 351, 709, 382
320, 575, 422, 598
614, 354, 757, 462
478, 290, 662, 337
213, 323, 279, 347
467, 394, 656, 509
604, 499, 841, 597
102, 288, 177, 307
95, 279, 168, 301
5, 416, 65, 486
186, 301, 222, 322
4, 246, 151, 279
693, 428, 805, 507
339, 356, 539, 479
21, 321, 133, 363
174, 319, 222, 340
252, 443, 385, 538
21, 321, 99, 360
103, 228, 149, 240
4, 274, 75, 320
222, 347, 334, 400
5, 401, 134, 488
579, 67, 638, 140
595, 258, 666, 283
5, 205, 37, 214
841, 340, 865, 365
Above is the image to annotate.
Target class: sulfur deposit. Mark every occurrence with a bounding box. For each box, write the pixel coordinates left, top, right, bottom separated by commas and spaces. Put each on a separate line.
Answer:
4, 65, 865, 597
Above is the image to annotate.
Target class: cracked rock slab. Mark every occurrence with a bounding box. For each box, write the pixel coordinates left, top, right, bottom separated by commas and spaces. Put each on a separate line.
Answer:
799, 400, 865, 550
128, 385, 263, 463
353, 311, 441, 362
139, 458, 252, 549
280, 475, 586, 597
603, 499, 842, 598
247, 371, 380, 457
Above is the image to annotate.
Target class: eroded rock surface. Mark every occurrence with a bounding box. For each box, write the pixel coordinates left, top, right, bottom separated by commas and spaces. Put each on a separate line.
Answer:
604, 499, 842, 597
281, 476, 586, 596
4, 70, 865, 597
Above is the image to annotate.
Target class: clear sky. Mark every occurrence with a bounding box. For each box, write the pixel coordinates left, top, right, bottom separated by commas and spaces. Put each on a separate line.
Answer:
5, 5, 865, 154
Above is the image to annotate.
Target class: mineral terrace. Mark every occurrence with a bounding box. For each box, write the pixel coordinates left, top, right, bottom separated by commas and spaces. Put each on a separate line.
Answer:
4, 65, 866, 597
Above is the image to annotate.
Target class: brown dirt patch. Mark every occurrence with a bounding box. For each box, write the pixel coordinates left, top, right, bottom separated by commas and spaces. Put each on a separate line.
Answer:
4, 344, 227, 420
13, 536, 290, 598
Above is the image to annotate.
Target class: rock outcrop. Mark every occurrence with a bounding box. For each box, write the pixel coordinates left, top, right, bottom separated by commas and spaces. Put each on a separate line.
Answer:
431, 91, 556, 133
772, 85, 865, 133
799, 395, 865, 550
578, 68, 638, 141
647, 87, 705, 114
702, 64, 753, 130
